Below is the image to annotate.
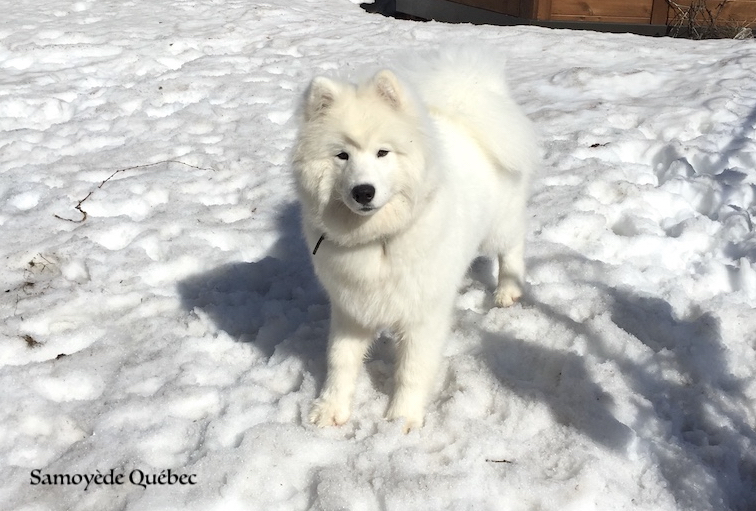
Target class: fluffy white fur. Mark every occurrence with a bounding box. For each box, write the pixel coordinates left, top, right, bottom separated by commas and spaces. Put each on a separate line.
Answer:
292, 48, 538, 432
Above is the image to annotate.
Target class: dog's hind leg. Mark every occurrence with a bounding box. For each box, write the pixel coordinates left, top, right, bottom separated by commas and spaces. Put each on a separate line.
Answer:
495, 240, 525, 307
310, 306, 374, 427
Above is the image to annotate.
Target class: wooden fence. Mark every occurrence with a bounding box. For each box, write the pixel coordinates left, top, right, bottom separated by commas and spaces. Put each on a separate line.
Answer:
445, 0, 756, 27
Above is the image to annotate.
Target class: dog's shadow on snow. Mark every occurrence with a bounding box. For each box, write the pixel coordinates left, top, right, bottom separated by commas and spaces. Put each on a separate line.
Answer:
493, 253, 756, 510
177, 203, 329, 364
481, 325, 635, 450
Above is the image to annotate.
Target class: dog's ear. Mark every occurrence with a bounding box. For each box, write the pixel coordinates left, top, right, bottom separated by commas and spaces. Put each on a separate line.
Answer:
305, 76, 340, 120
372, 70, 405, 110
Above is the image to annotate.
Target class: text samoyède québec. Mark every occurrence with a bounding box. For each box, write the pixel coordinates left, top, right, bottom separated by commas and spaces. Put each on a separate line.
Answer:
30, 468, 197, 490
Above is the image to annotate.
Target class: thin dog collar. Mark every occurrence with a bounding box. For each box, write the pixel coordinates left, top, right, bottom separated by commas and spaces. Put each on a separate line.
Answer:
312, 234, 326, 255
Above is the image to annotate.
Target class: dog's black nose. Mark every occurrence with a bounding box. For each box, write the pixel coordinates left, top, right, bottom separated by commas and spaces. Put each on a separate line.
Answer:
351, 184, 375, 205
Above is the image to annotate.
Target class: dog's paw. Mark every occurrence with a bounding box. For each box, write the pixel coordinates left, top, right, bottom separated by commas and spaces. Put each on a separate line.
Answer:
309, 398, 351, 427
495, 282, 522, 308
386, 403, 424, 433
398, 417, 423, 434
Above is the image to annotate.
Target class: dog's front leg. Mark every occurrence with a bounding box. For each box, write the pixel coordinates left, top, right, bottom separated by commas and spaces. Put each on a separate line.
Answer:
310, 305, 374, 427
386, 315, 450, 433
495, 237, 526, 307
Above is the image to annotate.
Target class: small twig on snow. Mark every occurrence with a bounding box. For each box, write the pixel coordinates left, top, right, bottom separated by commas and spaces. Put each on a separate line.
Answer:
54, 159, 216, 223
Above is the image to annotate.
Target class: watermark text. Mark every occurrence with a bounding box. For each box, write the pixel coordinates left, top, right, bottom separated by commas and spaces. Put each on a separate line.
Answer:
30, 468, 197, 490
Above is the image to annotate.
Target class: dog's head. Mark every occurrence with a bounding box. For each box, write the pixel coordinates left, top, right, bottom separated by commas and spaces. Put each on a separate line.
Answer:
293, 70, 435, 248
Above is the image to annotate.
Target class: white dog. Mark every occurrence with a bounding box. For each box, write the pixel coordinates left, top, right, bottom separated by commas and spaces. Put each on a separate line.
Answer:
292, 48, 538, 432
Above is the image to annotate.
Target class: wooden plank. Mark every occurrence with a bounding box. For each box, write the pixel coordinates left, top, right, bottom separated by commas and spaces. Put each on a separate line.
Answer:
398, 0, 529, 23
519, 0, 536, 18
445, 0, 550, 19
536, 0, 552, 19
445, 0, 522, 16
550, 0, 655, 19
650, 0, 669, 24
550, 14, 655, 23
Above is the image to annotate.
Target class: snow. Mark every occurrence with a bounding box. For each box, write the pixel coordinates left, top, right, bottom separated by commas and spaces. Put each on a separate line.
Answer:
1, 0, 755, 509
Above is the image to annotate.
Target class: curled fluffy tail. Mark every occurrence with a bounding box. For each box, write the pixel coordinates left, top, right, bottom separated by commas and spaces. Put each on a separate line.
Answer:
397, 47, 539, 178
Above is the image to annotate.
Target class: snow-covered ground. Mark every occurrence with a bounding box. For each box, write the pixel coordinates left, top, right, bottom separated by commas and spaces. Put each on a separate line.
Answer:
1, 0, 755, 509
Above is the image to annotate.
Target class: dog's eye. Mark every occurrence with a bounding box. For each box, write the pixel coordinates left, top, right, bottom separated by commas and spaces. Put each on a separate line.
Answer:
336, 152, 349, 161
376, 149, 389, 158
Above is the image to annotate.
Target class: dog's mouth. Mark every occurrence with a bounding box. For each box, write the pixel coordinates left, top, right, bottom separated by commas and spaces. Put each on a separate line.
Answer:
339, 197, 379, 216
349, 202, 381, 216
